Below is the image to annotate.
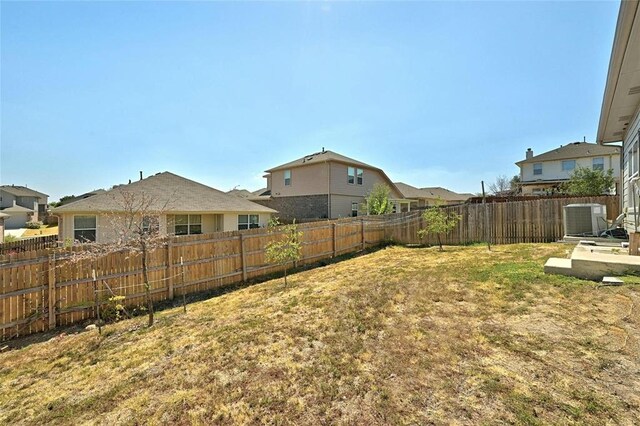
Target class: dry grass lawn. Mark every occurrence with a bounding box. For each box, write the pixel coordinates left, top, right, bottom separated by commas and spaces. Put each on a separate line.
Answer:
22, 225, 58, 237
1, 244, 639, 425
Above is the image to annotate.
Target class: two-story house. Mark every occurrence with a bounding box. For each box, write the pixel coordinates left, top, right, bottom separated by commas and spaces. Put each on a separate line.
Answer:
253, 149, 410, 221
0, 185, 49, 229
597, 0, 640, 235
515, 142, 621, 195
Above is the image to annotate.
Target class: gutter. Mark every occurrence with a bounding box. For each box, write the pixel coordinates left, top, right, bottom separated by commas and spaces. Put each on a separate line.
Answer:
597, 0, 639, 144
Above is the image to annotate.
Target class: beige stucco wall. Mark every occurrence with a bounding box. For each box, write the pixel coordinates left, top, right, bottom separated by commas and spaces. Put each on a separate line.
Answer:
520, 154, 621, 183
0, 218, 4, 243
59, 211, 273, 243
221, 213, 271, 231
329, 163, 404, 198
267, 161, 403, 201
269, 163, 329, 196
330, 195, 364, 218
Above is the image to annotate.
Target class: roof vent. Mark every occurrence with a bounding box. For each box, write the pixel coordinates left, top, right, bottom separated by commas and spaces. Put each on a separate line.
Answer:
629, 86, 640, 95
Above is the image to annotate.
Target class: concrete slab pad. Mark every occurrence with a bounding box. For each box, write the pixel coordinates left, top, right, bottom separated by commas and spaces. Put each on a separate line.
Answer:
544, 258, 572, 276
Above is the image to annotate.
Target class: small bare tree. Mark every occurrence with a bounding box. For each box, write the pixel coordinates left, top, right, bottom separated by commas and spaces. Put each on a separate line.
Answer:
488, 175, 511, 195
264, 217, 302, 287
68, 189, 170, 327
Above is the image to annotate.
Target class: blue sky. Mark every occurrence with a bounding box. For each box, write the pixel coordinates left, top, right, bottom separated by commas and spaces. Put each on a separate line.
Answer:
1, 1, 620, 201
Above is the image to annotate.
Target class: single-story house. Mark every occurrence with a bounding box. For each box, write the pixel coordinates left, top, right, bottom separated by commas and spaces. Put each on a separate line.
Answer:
52, 171, 277, 244
394, 182, 473, 208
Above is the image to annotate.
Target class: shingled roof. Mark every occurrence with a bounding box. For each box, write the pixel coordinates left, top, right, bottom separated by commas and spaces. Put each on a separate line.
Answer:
266, 150, 376, 173
0, 185, 48, 200
395, 182, 472, 203
52, 172, 277, 214
516, 142, 621, 165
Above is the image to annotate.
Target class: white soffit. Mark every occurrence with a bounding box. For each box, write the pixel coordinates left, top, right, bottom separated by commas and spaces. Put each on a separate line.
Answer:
598, 1, 640, 144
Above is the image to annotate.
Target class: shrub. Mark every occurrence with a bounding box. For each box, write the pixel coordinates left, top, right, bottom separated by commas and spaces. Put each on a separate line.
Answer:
3, 235, 20, 243
25, 221, 43, 229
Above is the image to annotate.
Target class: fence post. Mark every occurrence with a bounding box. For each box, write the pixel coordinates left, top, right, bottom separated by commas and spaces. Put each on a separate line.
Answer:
166, 240, 174, 300
361, 218, 366, 250
240, 234, 247, 282
47, 253, 56, 329
332, 223, 337, 257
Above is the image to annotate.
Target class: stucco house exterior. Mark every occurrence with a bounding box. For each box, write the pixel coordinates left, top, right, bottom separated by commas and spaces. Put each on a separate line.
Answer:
0, 212, 8, 242
515, 143, 621, 195
394, 183, 473, 208
253, 149, 411, 221
52, 172, 276, 244
0, 185, 49, 229
597, 0, 640, 234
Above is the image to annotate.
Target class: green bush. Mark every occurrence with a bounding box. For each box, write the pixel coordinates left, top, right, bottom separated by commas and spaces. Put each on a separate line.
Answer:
25, 221, 43, 229
3, 235, 19, 243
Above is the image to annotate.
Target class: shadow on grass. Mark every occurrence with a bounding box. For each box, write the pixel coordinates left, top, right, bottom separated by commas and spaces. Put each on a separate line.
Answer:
2, 243, 391, 351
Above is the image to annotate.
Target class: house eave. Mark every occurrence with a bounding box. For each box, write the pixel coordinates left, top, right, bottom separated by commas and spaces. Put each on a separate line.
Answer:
597, 0, 640, 145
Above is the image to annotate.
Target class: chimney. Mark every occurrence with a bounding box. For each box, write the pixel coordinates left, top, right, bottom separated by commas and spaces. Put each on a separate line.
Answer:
526, 148, 533, 160
322, 147, 325, 153
139, 171, 143, 181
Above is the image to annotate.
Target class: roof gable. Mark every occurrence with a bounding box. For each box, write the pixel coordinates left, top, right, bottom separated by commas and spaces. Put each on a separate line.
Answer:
0, 185, 48, 200
52, 172, 276, 214
266, 150, 376, 173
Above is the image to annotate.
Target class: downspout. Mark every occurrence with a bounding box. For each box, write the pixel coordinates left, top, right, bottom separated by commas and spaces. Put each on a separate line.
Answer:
327, 161, 331, 219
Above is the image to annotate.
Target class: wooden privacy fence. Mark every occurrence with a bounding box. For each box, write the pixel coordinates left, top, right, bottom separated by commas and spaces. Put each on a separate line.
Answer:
0, 195, 619, 340
0, 235, 58, 255
0, 217, 387, 340
385, 195, 620, 245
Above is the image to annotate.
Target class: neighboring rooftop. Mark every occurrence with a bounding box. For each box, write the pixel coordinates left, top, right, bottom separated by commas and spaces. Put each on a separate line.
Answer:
226, 189, 254, 199
266, 149, 378, 173
394, 182, 473, 203
52, 172, 277, 213
516, 142, 621, 165
0, 185, 48, 200
0, 205, 34, 213
59, 189, 107, 206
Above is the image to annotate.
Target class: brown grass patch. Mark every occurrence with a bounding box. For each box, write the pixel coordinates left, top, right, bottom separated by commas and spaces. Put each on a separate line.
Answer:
0, 243, 638, 424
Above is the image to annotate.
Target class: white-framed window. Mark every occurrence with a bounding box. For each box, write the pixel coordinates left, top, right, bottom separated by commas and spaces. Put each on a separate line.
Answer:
348, 167, 363, 185
592, 157, 604, 171
632, 142, 639, 177
238, 214, 259, 230
533, 163, 542, 175
351, 202, 358, 217
74, 215, 97, 242
562, 160, 576, 172
284, 170, 291, 186
173, 214, 202, 235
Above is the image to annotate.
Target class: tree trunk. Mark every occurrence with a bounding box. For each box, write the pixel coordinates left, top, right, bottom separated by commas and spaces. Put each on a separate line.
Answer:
141, 243, 154, 326
437, 234, 443, 252
284, 267, 288, 287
